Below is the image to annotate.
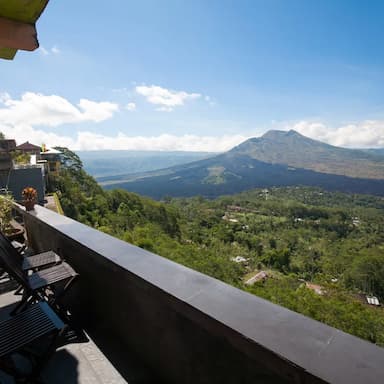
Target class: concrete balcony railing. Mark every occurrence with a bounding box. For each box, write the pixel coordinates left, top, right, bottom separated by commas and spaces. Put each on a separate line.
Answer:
14, 204, 384, 384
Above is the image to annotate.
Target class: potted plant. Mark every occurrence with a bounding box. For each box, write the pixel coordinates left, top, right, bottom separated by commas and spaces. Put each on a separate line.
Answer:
0, 194, 24, 240
22, 187, 38, 211
0, 194, 14, 233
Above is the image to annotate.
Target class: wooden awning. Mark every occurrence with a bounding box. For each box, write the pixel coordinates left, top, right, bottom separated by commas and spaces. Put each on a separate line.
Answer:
0, 0, 49, 60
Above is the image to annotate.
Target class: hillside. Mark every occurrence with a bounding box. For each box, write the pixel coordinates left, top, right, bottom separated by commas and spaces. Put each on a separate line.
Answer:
103, 130, 384, 199
361, 148, 384, 157
53, 155, 384, 345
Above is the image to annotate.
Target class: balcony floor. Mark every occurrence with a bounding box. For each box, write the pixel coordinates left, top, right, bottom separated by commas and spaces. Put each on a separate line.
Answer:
0, 290, 156, 384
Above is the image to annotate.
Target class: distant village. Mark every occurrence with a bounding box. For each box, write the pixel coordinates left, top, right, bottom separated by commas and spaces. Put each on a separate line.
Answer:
0, 138, 62, 205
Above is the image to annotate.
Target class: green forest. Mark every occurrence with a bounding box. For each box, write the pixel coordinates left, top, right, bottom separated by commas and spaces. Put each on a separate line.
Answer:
52, 148, 384, 346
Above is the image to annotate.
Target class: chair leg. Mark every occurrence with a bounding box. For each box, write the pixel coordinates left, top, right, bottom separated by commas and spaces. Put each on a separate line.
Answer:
49, 275, 78, 309
10, 291, 39, 315
14, 285, 23, 295
10, 296, 30, 315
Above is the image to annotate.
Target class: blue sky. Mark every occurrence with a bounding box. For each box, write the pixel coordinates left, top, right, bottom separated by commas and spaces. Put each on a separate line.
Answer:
1, 0, 384, 150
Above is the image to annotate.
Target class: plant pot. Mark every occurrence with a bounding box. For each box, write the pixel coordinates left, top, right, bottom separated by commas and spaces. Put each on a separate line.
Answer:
5, 227, 24, 241
23, 200, 36, 211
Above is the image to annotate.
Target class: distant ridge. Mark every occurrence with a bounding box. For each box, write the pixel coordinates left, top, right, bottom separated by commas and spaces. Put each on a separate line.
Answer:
103, 130, 384, 199
77, 150, 215, 179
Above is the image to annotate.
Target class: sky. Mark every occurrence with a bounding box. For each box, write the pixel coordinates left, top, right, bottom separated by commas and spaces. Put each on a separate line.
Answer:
1, 0, 384, 151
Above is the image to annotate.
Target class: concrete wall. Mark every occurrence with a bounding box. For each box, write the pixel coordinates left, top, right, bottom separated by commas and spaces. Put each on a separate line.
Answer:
19, 205, 384, 384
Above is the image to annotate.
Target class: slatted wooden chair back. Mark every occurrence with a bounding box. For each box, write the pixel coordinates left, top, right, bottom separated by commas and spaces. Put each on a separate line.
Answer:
0, 231, 29, 287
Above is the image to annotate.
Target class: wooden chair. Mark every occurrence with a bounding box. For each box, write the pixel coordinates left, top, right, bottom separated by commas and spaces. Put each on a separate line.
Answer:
0, 232, 61, 272
0, 301, 66, 382
0, 238, 78, 315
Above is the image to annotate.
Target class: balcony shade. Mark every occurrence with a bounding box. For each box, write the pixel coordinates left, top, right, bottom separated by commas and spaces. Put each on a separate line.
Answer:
0, 0, 49, 60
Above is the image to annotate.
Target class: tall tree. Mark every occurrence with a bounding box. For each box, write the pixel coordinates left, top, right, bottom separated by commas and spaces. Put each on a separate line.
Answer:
53, 146, 83, 173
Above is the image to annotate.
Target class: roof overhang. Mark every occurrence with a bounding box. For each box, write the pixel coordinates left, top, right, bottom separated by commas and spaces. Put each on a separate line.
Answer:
0, 0, 49, 60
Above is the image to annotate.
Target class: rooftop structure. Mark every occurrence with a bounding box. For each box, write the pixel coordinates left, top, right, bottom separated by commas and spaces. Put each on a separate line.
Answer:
41, 148, 62, 155
40, 148, 62, 177
0, 137, 46, 202
245, 270, 268, 285
366, 296, 380, 306
15, 141, 41, 154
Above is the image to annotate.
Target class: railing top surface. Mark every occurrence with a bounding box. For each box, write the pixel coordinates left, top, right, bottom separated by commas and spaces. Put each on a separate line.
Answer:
20, 204, 384, 384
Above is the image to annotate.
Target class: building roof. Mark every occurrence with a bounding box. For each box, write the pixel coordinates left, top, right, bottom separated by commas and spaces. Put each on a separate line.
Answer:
16, 141, 41, 151
245, 271, 268, 285
0, 0, 49, 60
41, 148, 62, 155
366, 296, 380, 306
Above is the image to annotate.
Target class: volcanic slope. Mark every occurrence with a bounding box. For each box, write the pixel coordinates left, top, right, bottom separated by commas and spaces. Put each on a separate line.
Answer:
104, 130, 384, 199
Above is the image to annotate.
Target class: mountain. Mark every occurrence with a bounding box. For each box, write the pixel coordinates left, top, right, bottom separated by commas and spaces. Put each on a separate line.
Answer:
77, 150, 215, 179
360, 148, 384, 157
230, 130, 384, 179
103, 130, 384, 199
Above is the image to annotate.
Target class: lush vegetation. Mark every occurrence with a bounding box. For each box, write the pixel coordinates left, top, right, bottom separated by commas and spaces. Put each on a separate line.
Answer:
52, 149, 384, 346
11, 150, 30, 165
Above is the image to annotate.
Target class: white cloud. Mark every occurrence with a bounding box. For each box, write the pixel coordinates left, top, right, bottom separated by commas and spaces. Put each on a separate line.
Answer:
155, 106, 173, 112
0, 117, 246, 152
287, 120, 384, 148
0, 92, 244, 150
0, 92, 118, 127
39, 45, 61, 55
39, 46, 49, 56
78, 98, 118, 122
126, 102, 136, 111
74, 132, 247, 151
135, 85, 201, 111
0, 122, 75, 148
204, 95, 217, 106
51, 46, 61, 54
3, 90, 383, 153
0, 92, 10, 104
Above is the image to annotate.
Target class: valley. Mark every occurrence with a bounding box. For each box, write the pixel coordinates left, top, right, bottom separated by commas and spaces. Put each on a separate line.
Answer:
77, 150, 215, 180
52, 155, 384, 346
